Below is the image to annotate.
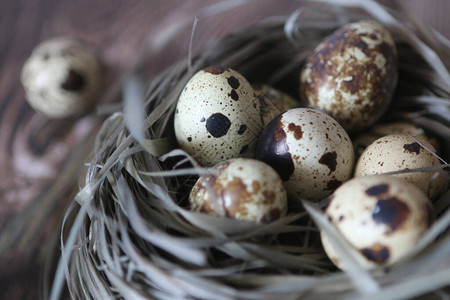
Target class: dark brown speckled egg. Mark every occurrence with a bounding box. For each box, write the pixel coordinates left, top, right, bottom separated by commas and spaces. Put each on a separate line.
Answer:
321, 175, 434, 270
174, 66, 263, 166
300, 20, 398, 133
21, 37, 102, 118
255, 108, 354, 201
355, 134, 448, 199
189, 158, 287, 223
352, 121, 440, 158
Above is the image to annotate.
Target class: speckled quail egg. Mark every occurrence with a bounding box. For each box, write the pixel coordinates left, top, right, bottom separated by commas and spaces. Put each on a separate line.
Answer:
355, 134, 447, 199
252, 83, 300, 126
174, 66, 263, 166
189, 158, 287, 223
256, 108, 354, 201
321, 175, 434, 270
21, 37, 102, 118
353, 121, 440, 157
300, 20, 398, 132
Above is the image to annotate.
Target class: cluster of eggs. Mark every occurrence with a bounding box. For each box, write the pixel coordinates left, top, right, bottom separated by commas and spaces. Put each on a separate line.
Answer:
19, 21, 446, 272
174, 20, 448, 271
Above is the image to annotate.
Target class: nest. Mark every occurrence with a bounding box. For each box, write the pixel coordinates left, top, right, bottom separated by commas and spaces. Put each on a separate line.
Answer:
52, 1, 450, 299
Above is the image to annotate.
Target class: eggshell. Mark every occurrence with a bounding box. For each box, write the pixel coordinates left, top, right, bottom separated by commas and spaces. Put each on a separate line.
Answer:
252, 83, 300, 126
321, 175, 434, 270
300, 20, 398, 132
355, 134, 447, 199
256, 108, 354, 201
21, 37, 102, 118
174, 66, 263, 166
353, 121, 439, 157
189, 158, 287, 223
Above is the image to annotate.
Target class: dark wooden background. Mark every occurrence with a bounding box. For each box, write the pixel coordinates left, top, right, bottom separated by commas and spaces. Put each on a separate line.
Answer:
0, 0, 448, 299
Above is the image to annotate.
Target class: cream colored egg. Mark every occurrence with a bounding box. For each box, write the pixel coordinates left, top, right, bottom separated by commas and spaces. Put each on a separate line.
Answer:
174, 66, 263, 166
252, 83, 300, 126
256, 108, 354, 201
355, 135, 447, 199
353, 121, 439, 157
321, 175, 433, 270
189, 158, 287, 223
300, 20, 398, 132
21, 37, 102, 118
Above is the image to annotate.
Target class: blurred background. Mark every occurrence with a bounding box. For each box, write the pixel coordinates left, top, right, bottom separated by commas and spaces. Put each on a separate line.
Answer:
0, 0, 448, 299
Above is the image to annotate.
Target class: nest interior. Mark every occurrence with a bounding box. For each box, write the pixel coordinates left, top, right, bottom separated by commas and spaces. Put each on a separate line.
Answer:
55, 2, 450, 300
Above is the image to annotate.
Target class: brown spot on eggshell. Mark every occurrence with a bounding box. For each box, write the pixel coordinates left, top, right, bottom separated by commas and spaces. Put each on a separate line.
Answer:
255, 115, 295, 181
361, 243, 390, 264
229, 89, 239, 100
222, 177, 252, 218
61, 69, 85, 91
252, 180, 261, 193
403, 142, 423, 155
372, 196, 410, 232
325, 179, 342, 191
288, 123, 303, 140
237, 124, 247, 135
262, 190, 276, 204
319, 151, 338, 174
227, 76, 240, 89
205, 113, 231, 138
365, 183, 389, 196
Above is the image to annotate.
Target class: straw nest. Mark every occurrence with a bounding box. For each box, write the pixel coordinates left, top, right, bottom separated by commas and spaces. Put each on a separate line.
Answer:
52, 1, 450, 299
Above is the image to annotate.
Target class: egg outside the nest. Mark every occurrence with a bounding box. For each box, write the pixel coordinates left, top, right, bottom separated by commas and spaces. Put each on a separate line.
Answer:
174, 66, 263, 167
300, 20, 398, 133
321, 175, 434, 270
189, 158, 287, 223
21, 37, 103, 118
255, 108, 354, 201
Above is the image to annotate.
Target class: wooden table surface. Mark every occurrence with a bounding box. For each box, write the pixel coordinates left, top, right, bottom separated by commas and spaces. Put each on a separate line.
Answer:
0, 1, 448, 299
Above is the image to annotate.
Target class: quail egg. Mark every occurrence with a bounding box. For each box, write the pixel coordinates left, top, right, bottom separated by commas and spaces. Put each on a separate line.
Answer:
321, 175, 434, 270
21, 37, 102, 118
174, 66, 263, 166
300, 20, 398, 132
353, 121, 440, 157
256, 108, 354, 201
355, 134, 447, 199
252, 83, 300, 126
189, 158, 287, 223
